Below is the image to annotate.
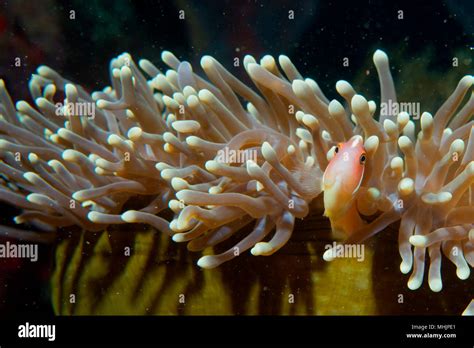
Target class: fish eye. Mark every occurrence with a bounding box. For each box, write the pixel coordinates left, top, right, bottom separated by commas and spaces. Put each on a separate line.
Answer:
334, 146, 339, 154
360, 154, 366, 164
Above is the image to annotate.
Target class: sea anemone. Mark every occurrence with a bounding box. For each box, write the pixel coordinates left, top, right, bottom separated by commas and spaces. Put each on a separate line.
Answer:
0, 49, 472, 293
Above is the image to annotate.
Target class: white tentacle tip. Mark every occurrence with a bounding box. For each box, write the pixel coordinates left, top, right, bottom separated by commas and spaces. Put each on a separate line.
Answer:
295, 110, 304, 123
407, 277, 422, 290
335, 80, 354, 96
65, 83, 78, 96
250, 242, 273, 256
421, 191, 452, 205
208, 186, 222, 194
246, 63, 260, 77
87, 211, 101, 223
400, 261, 412, 274
261, 142, 277, 162
169, 220, 180, 232
160, 169, 173, 180
197, 89, 213, 102
172, 233, 186, 242
351, 94, 369, 115
171, 177, 188, 191
323, 248, 336, 262
13, 216, 24, 224
172, 120, 200, 133
328, 99, 345, 116
398, 178, 414, 196
409, 235, 427, 247
456, 267, 470, 280
462, 300, 474, 315
205, 160, 219, 172
197, 255, 220, 269
373, 49, 389, 65
121, 210, 138, 223
246, 159, 259, 174
185, 136, 200, 147
200, 55, 214, 70
460, 75, 474, 88
398, 135, 412, 149
71, 191, 84, 202
155, 162, 169, 172
23, 172, 38, 183
291, 80, 309, 97
127, 127, 143, 140
429, 279, 443, 293
364, 135, 379, 154
287, 145, 296, 155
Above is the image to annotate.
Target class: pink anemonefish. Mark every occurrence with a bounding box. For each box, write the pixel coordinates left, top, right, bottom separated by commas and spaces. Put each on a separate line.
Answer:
322, 135, 367, 238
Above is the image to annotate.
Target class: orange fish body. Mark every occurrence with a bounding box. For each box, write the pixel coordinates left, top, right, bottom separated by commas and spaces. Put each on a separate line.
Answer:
322, 135, 366, 238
